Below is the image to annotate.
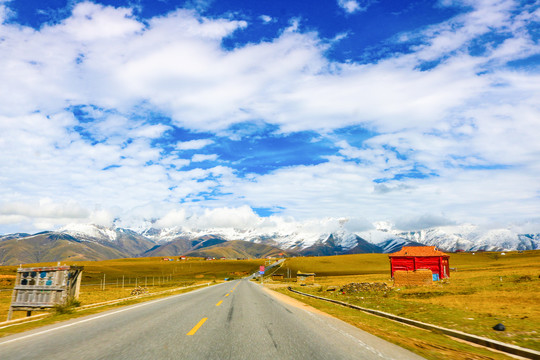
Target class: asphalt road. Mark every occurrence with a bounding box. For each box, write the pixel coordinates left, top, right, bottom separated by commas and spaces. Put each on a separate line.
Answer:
0, 280, 424, 360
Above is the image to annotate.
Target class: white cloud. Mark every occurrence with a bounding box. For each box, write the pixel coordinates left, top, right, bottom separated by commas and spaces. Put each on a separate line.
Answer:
193, 206, 260, 229
337, 0, 362, 14
192, 154, 219, 162
0, 1, 14, 23
176, 139, 214, 150
58, 2, 143, 41
131, 124, 171, 139
0, 199, 89, 219
0, 1, 539, 233
259, 15, 274, 24
394, 214, 457, 231
156, 209, 188, 228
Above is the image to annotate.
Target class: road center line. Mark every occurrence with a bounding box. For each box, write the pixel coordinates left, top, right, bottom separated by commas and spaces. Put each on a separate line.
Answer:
225, 293, 229, 297
0, 283, 224, 346
186, 317, 207, 336
216, 300, 223, 306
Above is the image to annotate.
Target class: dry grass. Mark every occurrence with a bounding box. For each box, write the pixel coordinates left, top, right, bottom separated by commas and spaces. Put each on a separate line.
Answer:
275, 288, 515, 360
276, 250, 540, 353
0, 257, 265, 321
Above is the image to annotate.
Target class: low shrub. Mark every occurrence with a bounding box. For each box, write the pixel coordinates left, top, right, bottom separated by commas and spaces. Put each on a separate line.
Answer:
53, 297, 81, 315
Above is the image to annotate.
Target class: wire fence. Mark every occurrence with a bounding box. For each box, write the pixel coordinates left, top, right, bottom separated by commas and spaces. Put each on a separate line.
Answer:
0, 273, 191, 293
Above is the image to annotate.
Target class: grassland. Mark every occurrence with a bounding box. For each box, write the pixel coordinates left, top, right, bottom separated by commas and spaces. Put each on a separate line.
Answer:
1, 250, 538, 359
270, 250, 540, 359
0, 257, 264, 324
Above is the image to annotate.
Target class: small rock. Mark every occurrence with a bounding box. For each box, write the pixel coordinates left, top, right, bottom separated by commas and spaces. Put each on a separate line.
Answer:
493, 323, 505, 331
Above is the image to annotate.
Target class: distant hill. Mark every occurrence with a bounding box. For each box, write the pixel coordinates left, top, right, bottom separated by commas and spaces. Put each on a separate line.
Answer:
0, 232, 128, 265
142, 235, 227, 257
0, 227, 156, 265
184, 240, 286, 259
0, 231, 284, 265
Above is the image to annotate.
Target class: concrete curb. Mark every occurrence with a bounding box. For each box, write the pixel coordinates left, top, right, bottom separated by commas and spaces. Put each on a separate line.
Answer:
288, 287, 540, 360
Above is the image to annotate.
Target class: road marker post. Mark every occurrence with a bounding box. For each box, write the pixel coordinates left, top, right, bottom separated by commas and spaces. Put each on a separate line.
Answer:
259, 266, 265, 284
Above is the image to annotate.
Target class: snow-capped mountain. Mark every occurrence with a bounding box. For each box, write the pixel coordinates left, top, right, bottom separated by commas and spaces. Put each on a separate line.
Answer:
137, 225, 361, 252
395, 225, 540, 252
60, 223, 119, 242
131, 222, 540, 253
1, 222, 539, 266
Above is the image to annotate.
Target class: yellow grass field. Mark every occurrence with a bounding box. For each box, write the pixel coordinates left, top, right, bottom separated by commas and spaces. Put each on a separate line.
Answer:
271, 250, 540, 355
0, 257, 265, 322
0, 250, 538, 359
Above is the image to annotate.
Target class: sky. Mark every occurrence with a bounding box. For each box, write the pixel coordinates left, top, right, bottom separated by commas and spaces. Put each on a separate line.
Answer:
0, 0, 539, 234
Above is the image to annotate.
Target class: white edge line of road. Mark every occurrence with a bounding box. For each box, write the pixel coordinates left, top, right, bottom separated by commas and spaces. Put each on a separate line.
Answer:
0, 281, 229, 346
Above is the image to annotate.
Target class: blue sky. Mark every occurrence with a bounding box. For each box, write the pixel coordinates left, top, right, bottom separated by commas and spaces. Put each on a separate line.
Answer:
0, 0, 539, 234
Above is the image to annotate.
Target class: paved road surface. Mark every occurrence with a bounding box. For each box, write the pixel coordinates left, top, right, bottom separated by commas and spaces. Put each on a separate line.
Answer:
0, 280, 424, 359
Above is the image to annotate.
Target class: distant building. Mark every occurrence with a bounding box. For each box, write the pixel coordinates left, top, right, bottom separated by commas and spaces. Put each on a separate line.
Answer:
389, 246, 450, 280
296, 271, 315, 285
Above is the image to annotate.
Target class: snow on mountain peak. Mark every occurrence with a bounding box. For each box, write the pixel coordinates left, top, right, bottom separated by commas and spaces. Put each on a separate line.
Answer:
60, 223, 118, 242
53, 220, 540, 252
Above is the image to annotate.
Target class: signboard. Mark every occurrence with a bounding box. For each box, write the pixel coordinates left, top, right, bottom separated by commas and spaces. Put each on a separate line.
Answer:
259, 265, 265, 275
7, 265, 83, 320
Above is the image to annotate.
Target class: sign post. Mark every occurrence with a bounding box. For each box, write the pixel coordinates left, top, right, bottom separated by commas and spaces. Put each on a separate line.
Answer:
259, 265, 265, 284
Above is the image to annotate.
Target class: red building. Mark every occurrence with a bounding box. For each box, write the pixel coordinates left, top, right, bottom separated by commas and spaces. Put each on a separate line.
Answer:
389, 246, 450, 279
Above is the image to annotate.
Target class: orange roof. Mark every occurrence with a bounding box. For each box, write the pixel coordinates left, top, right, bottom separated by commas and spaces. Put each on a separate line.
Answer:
388, 246, 449, 257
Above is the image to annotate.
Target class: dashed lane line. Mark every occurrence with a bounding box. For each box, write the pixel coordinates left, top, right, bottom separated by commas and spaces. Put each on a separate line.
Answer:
186, 317, 207, 336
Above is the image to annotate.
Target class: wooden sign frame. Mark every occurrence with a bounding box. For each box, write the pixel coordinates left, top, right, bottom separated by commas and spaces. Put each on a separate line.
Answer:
7, 265, 83, 320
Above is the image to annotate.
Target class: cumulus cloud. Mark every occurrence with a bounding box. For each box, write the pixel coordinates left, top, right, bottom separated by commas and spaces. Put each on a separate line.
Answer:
0, 0, 539, 234
176, 139, 214, 150
192, 154, 219, 162
193, 206, 261, 229
337, 0, 362, 14
155, 209, 188, 228
0, 199, 89, 219
394, 214, 457, 231
259, 15, 274, 24
152, 206, 373, 239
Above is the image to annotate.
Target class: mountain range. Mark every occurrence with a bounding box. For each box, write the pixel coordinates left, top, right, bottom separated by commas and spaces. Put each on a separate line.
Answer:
0, 222, 538, 265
